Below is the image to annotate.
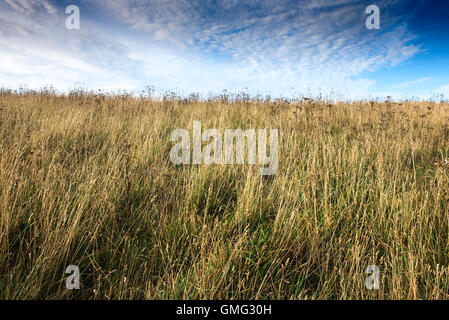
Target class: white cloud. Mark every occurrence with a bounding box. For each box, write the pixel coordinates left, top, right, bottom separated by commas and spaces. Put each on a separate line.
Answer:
0, 0, 423, 98
4, 0, 58, 17
389, 77, 431, 90
435, 84, 449, 96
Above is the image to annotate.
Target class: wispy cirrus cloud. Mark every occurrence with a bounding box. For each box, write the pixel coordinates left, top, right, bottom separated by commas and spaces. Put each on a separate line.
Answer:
4, 0, 57, 16
0, 0, 424, 97
389, 76, 431, 89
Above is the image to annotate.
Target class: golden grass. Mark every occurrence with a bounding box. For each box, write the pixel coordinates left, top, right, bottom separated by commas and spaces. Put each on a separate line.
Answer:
0, 90, 448, 299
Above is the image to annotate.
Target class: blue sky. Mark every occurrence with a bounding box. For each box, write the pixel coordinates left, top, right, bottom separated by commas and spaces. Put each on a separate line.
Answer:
0, 0, 448, 99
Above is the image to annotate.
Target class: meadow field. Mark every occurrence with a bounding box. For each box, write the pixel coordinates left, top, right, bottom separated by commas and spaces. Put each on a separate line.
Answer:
0, 90, 448, 299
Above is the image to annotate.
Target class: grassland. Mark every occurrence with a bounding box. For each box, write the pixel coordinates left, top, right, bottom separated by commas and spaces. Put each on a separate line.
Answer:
0, 90, 448, 299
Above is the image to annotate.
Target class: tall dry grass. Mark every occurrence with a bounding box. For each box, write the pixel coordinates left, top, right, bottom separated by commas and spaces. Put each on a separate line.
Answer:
0, 90, 448, 299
